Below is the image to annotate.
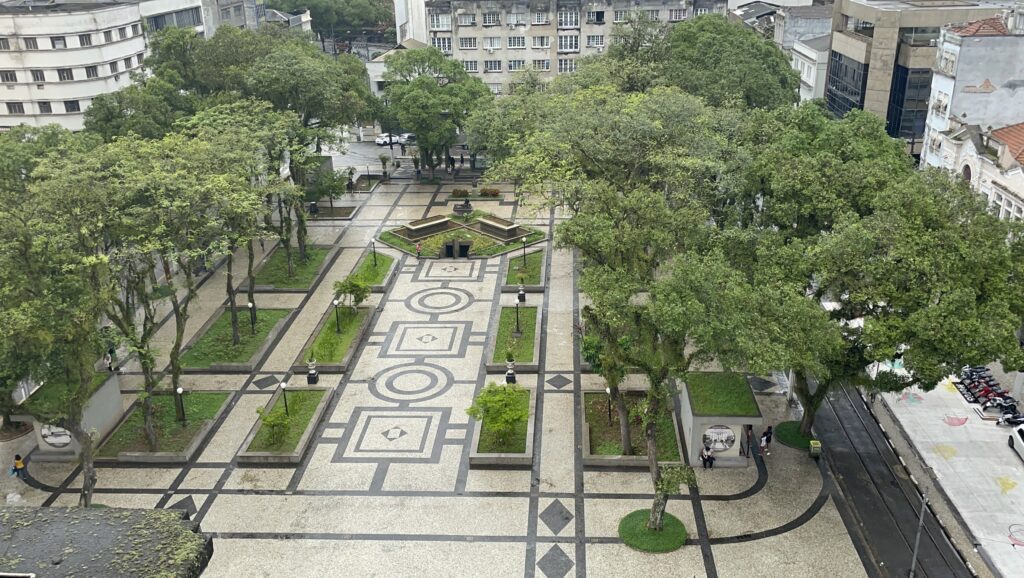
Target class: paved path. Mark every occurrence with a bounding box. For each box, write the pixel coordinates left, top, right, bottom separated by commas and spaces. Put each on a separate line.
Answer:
817, 385, 972, 578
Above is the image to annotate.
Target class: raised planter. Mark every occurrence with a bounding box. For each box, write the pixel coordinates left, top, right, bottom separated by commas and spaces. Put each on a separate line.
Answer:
469, 387, 537, 468
580, 379, 685, 469
501, 249, 547, 294
290, 306, 373, 374
236, 386, 334, 465
96, 393, 231, 465
484, 305, 542, 374
679, 373, 764, 468
181, 307, 293, 374
239, 245, 337, 293
354, 250, 399, 294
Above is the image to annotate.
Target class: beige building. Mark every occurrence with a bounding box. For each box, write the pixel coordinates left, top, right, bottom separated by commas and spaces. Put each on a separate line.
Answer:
825, 0, 1011, 152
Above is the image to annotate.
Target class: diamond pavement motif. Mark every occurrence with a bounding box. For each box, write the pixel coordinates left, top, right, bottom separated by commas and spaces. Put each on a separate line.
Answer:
539, 499, 574, 535
416, 333, 438, 344
545, 375, 572, 390
441, 265, 459, 273
252, 376, 279, 390
381, 426, 408, 441
537, 545, 574, 578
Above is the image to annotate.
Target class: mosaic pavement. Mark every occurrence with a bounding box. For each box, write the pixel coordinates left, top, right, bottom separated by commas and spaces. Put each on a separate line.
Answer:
6, 183, 868, 577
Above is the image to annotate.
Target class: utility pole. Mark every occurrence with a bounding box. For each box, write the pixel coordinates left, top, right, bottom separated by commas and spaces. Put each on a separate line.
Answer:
909, 492, 927, 578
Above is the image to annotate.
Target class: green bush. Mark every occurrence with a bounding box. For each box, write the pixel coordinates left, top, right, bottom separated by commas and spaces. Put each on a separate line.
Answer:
467, 382, 530, 446
256, 407, 290, 447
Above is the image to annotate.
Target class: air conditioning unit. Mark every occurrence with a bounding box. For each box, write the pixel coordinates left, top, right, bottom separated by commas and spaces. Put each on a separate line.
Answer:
487, 47, 495, 53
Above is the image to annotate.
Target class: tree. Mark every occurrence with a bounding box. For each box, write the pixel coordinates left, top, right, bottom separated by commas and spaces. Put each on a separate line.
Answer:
333, 275, 370, 311
581, 315, 631, 454
84, 75, 197, 142
383, 48, 491, 177
466, 382, 529, 445
266, 0, 393, 42
662, 14, 798, 109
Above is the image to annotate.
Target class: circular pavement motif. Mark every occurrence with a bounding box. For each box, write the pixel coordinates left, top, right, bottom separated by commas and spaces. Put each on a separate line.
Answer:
370, 362, 455, 403
406, 287, 474, 315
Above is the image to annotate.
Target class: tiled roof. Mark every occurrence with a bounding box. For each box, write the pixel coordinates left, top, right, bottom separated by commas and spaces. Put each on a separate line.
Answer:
949, 17, 1009, 37
991, 122, 1024, 164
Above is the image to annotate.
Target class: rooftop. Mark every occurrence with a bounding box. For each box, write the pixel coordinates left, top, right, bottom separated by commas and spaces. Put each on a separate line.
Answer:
843, 0, 1014, 13
799, 33, 834, 51
0, 0, 132, 14
991, 122, 1024, 164
948, 15, 1010, 34
779, 4, 834, 18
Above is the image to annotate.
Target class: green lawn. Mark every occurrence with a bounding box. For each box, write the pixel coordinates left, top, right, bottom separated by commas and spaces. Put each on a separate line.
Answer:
255, 247, 330, 289
685, 372, 760, 417
26, 372, 110, 418
506, 250, 543, 285
98, 392, 229, 456
585, 392, 680, 461
492, 306, 537, 363
618, 509, 688, 553
378, 217, 545, 258
247, 389, 326, 453
352, 252, 394, 285
775, 420, 814, 449
181, 309, 291, 368
420, 228, 499, 256
477, 388, 529, 453
305, 308, 368, 363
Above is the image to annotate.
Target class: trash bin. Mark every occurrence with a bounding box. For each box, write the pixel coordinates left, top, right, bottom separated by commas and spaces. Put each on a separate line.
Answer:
307, 370, 319, 385
808, 440, 821, 459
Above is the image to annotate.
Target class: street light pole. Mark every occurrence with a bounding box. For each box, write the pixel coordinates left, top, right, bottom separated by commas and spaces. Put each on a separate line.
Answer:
175, 387, 186, 424
909, 492, 927, 578
522, 237, 527, 266
605, 387, 612, 425
247, 302, 256, 335
514, 301, 521, 336
371, 240, 377, 267
332, 299, 341, 333
280, 381, 290, 416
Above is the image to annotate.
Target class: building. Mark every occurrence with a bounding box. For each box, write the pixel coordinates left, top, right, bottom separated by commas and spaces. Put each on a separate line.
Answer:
929, 123, 1024, 220
772, 3, 831, 52
825, 0, 1011, 153
791, 33, 828, 100
139, 0, 205, 35
367, 38, 427, 97
393, 0, 689, 93
0, 0, 147, 130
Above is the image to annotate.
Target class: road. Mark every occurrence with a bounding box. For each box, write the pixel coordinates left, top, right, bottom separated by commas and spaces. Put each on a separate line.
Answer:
816, 385, 972, 578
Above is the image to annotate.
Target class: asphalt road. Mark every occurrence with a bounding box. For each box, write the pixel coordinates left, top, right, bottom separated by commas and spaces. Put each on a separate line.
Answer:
816, 385, 972, 578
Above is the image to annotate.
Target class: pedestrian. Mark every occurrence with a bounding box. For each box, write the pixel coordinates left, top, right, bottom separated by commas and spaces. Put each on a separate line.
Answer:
761, 425, 773, 456
415, 242, 421, 259
11, 454, 26, 479
700, 445, 715, 469
460, 153, 465, 166
103, 351, 113, 372
400, 143, 407, 156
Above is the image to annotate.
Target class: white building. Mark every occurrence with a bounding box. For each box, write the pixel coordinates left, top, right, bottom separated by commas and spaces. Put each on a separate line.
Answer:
931, 123, 1024, 221
393, 0, 689, 93
791, 33, 828, 101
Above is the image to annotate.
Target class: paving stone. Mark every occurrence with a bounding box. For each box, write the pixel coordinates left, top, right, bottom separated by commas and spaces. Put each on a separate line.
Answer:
537, 545, 574, 578
539, 498, 574, 535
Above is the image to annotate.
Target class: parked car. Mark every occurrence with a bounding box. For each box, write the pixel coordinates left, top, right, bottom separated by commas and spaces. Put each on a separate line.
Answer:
375, 133, 399, 146
1009, 425, 1024, 463
398, 133, 416, 144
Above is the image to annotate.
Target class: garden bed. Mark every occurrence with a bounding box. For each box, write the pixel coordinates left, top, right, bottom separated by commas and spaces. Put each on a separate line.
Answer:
582, 391, 683, 468
249, 246, 333, 291
292, 307, 372, 373
502, 249, 545, 293
484, 306, 541, 373
685, 372, 760, 417
469, 387, 537, 468
378, 212, 546, 258
97, 392, 230, 464
352, 251, 396, 292
619, 509, 688, 553
311, 205, 357, 220
181, 308, 291, 372
236, 387, 333, 464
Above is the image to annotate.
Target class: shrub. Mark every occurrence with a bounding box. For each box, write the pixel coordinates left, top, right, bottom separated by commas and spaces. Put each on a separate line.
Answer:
480, 187, 501, 197
452, 188, 470, 198
466, 382, 530, 444
256, 407, 290, 447
333, 275, 370, 310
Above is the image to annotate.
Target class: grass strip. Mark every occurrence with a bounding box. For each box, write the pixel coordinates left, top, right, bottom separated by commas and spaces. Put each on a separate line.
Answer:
584, 392, 680, 461
247, 389, 326, 453
98, 392, 229, 456
477, 388, 529, 453
492, 306, 537, 363
255, 247, 330, 289
305, 308, 368, 363
181, 309, 290, 368
506, 250, 543, 285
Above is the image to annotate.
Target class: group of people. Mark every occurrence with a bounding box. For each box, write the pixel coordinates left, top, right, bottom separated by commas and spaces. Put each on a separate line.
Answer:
700, 425, 774, 469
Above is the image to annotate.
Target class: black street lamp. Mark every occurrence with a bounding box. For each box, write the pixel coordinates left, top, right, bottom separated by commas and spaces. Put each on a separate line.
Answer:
175, 387, 186, 424
371, 240, 378, 267
280, 381, 290, 416
332, 298, 341, 333
605, 386, 612, 426
522, 237, 527, 266
514, 286, 527, 336
247, 302, 256, 335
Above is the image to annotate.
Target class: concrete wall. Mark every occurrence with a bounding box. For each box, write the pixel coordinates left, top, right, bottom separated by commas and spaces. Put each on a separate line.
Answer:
30, 374, 124, 461
948, 35, 1024, 130
775, 13, 832, 52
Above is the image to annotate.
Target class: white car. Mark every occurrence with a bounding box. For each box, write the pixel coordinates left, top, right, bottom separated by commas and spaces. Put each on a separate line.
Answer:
398, 133, 416, 144
375, 133, 398, 146
1009, 425, 1024, 463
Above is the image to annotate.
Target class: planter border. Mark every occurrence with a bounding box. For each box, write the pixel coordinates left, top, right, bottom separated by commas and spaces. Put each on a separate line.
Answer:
484, 305, 542, 374
469, 386, 537, 468
95, 391, 231, 465
290, 306, 373, 374
501, 248, 547, 294
181, 307, 294, 374
377, 227, 547, 260
354, 249, 399, 294
236, 386, 334, 465
309, 204, 360, 222
239, 244, 338, 294
580, 381, 685, 470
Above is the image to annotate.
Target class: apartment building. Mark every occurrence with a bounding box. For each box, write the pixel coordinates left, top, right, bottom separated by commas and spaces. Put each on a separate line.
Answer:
394, 0, 689, 93
825, 0, 1011, 153
791, 33, 828, 101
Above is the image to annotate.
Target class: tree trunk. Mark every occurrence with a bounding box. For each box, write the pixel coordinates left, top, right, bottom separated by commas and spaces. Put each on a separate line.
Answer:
161, 258, 187, 412
644, 390, 662, 530
72, 423, 97, 507
648, 490, 667, 531
792, 370, 828, 436
277, 197, 294, 278
246, 239, 257, 312
142, 393, 157, 451
294, 200, 308, 262
610, 385, 632, 455
226, 251, 240, 346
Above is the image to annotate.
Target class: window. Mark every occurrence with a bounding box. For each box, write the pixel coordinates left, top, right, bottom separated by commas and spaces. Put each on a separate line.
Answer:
844, 15, 875, 38
532, 59, 550, 71
137, 53, 144, 66
118, 27, 128, 40
696, 8, 709, 16
509, 12, 526, 25
57, 68, 74, 81
31, 70, 44, 82
51, 36, 67, 49
429, 13, 451, 30
431, 36, 452, 53
23, 37, 38, 50
484, 60, 501, 72
0, 38, 8, 50
483, 36, 501, 50
586, 35, 604, 48
613, 10, 629, 23
6, 102, 24, 114
557, 11, 579, 28
79, 34, 92, 47
110, 61, 119, 74
463, 60, 478, 72
586, 11, 605, 23
669, 9, 685, 21
483, 12, 500, 26
38, 101, 51, 114
132, 23, 141, 36
533, 12, 549, 25
104, 30, 113, 43
232, 5, 242, 17
825, 51, 868, 118
508, 59, 525, 71
85, 66, 98, 79
64, 100, 80, 113
124, 57, 133, 69
532, 36, 550, 48
487, 83, 501, 95
221, 8, 231, 20
508, 36, 526, 49
558, 58, 576, 73
558, 35, 579, 52
0, 71, 16, 83
646, 10, 660, 20
459, 37, 477, 49
458, 13, 476, 26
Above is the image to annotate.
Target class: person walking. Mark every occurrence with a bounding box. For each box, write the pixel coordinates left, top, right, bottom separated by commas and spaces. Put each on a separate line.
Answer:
761, 426, 773, 456
415, 242, 422, 259
460, 153, 465, 166
11, 454, 26, 479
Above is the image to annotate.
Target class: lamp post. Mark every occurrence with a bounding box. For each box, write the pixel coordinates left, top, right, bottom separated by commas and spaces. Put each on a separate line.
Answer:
247, 302, 256, 335
332, 299, 341, 333
514, 286, 526, 337
371, 240, 378, 267
522, 237, 527, 266
280, 381, 290, 416
175, 387, 186, 424
605, 386, 612, 426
